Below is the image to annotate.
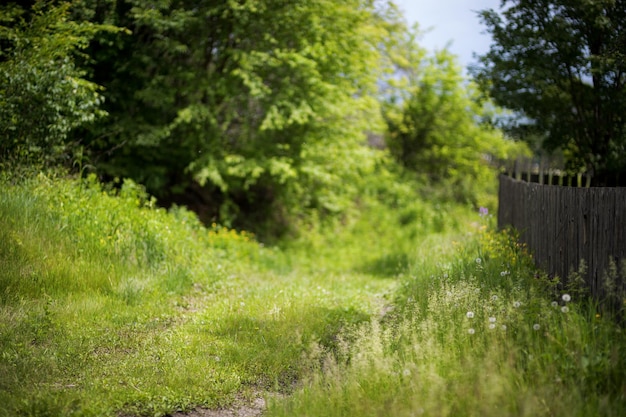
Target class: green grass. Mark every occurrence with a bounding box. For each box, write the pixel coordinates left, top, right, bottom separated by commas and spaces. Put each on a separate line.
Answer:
265, 229, 626, 417
0, 172, 464, 416
1, 172, 624, 416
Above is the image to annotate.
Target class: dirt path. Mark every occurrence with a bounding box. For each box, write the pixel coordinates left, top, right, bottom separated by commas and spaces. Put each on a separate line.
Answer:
171, 396, 267, 417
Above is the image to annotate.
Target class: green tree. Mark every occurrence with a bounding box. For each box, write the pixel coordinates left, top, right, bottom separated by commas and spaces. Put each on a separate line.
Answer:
383, 29, 527, 204
473, 0, 626, 179
75, 0, 403, 237
0, 1, 115, 166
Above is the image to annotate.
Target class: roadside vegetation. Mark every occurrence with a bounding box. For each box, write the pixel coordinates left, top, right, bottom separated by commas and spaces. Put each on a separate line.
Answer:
0, 168, 468, 416
2, 1, 625, 416
2, 170, 625, 417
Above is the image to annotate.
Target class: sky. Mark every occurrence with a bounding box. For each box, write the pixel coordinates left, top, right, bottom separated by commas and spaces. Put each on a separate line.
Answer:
394, 0, 501, 74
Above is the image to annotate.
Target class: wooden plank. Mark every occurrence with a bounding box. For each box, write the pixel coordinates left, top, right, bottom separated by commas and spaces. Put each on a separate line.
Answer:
497, 173, 625, 299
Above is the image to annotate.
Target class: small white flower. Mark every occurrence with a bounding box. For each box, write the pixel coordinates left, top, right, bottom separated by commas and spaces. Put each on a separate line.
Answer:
501, 324, 507, 331
551, 301, 558, 308
466, 311, 475, 319
513, 301, 521, 308
533, 323, 541, 331
489, 317, 496, 323
475, 258, 482, 264
489, 323, 496, 330
443, 273, 449, 279
468, 328, 475, 335
402, 369, 411, 377
561, 306, 569, 313
562, 294, 571, 302
491, 295, 498, 301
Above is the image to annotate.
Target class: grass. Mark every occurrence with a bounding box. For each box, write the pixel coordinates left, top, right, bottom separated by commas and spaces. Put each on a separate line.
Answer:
265, 227, 626, 417
1, 172, 624, 416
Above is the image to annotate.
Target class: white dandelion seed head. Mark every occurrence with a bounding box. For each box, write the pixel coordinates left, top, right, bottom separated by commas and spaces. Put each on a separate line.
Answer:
402, 369, 411, 377
443, 273, 449, 279
491, 295, 498, 301
551, 301, 558, 308
501, 324, 507, 331
489, 323, 496, 330
475, 257, 482, 264
562, 294, 571, 302
561, 306, 569, 313
533, 323, 541, 331
466, 311, 475, 319
513, 301, 521, 308
468, 328, 475, 335
489, 316, 496, 323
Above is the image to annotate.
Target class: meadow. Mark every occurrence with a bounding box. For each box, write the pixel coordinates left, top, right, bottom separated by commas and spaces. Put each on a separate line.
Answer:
1, 172, 624, 417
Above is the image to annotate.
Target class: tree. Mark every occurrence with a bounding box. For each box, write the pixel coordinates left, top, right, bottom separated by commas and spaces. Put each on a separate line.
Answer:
472, 0, 626, 179
383, 28, 528, 204
0, 1, 116, 166
73, 0, 403, 237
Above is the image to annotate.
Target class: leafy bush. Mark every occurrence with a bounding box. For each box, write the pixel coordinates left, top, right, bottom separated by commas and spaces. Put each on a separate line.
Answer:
0, 1, 116, 165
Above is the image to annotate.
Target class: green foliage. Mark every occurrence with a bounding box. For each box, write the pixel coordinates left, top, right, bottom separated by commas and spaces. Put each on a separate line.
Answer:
0, 1, 116, 166
383, 31, 529, 205
473, 0, 626, 178
74, 0, 404, 237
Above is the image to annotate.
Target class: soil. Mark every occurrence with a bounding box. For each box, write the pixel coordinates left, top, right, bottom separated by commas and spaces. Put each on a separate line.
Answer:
170, 396, 267, 417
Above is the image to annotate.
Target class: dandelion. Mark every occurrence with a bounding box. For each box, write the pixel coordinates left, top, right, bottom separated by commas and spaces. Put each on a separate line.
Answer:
562, 294, 571, 302
501, 324, 507, 331
468, 328, 475, 335
402, 369, 411, 377
475, 257, 482, 264
561, 306, 569, 313
533, 323, 541, 331
491, 295, 498, 301
513, 301, 521, 308
466, 311, 475, 319
489, 316, 496, 323
479, 207, 489, 217
489, 323, 496, 330
551, 301, 558, 308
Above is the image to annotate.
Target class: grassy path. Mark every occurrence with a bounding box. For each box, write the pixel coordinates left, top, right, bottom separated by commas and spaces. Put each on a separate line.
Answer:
1, 175, 625, 417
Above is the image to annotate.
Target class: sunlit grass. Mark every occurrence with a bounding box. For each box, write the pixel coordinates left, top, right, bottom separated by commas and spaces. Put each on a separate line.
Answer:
0, 172, 466, 416
265, 225, 626, 417
4, 172, 621, 417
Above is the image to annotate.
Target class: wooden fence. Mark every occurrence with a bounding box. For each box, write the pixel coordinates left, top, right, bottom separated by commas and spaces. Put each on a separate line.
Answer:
498, 174, 626, 297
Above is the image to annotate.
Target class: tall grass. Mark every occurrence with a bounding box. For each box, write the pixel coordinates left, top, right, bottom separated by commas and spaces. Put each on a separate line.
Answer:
266, 224, 626, 417
0, 171, 468, 416
5, 170, 617, 417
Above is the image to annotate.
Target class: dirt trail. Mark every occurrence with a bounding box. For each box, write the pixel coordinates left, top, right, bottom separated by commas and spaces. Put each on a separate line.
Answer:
171, 396, 266, 417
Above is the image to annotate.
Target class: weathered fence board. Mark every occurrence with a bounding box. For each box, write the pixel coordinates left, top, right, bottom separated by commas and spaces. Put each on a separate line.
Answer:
498, 174, 626, 297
